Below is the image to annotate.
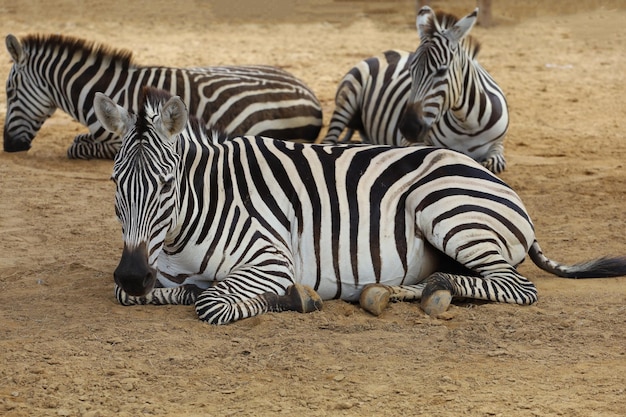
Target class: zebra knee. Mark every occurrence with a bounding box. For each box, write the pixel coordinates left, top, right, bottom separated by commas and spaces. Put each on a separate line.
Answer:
194, 290, 238, 324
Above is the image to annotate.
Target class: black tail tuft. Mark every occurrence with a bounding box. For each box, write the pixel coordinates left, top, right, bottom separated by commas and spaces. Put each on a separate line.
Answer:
529, 241, 626, 279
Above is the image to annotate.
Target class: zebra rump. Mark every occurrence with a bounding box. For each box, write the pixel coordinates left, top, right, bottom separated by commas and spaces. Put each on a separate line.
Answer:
95, 87, 626, 324
3, 33, 323, 159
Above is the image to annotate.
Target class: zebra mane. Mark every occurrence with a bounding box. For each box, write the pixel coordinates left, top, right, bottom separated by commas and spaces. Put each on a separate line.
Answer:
138, 86, 216, 144
424, 10, 481, 59
19, 33, 135, 69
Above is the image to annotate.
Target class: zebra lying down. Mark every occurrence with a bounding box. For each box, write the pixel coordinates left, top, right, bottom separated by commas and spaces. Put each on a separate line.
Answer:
95, 86, 626, 325
3, 33, 322, 159
321, 7, 509, 174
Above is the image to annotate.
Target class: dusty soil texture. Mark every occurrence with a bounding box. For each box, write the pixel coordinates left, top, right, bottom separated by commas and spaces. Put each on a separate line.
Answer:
1, 1, 626, 416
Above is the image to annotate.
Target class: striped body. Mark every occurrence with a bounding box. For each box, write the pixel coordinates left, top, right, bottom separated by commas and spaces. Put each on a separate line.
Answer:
97, 87, 626, 325
149, 136, 531, 302
3, 34, 322, 159
322, 7, 509, 174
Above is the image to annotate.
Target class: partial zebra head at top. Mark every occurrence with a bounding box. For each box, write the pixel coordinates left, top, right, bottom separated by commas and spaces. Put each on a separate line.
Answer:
95, 87, 191, 297
398, 6, 509, 174
399, 6, 480, 144
3, 33, 134, 153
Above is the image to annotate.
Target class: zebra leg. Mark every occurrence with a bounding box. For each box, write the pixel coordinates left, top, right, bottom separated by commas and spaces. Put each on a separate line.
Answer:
480, 142, 506, 174
420, 269, 538, 316
359, 283, 426, 316
320, 115, 346, 144
195, 282, 322, 325
320, 76, 364, 144
115, 283, 202, 306
67, 133, 120, 159
265, 284, 323, 314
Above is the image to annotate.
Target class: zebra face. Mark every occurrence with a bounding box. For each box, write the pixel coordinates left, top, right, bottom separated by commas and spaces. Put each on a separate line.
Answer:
399, 6, 478, 143
4, 35, 56, 152
95, 89, 188, 296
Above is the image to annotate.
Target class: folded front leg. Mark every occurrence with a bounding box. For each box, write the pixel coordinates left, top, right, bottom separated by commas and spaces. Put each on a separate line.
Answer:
195, 279, 322, 325
67, 133, 120, 159
115, 283, 203, 306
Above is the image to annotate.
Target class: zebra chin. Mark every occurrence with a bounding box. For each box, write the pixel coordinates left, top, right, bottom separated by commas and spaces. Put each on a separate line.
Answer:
113, 242, 157, 297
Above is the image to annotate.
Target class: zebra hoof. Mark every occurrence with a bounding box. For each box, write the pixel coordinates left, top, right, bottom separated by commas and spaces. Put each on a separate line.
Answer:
288, 284, 323, 313
359, 284, 391, 316
420, 290, 452, 317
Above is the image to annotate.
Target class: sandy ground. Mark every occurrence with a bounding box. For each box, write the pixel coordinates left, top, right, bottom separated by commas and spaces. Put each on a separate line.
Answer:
1, 1, 626, 416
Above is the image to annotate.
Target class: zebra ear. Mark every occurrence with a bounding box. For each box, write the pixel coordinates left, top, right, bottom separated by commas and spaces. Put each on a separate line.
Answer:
94, 92, 134, 136
445, 8, 478, 43
159, 96, 189, 140
416, 6, 438, 40
6, 34, 27, 66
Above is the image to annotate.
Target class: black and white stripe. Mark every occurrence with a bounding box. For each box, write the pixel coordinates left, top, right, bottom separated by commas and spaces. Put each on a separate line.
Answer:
322, 7, 509, 174
3, 33, 322, 159
95, 87, 626, 325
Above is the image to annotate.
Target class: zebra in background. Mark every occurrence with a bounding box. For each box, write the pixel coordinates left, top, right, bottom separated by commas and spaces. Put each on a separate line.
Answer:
3, 33, 322, 159
320, 7, 509, 174
94, 87, 626, 325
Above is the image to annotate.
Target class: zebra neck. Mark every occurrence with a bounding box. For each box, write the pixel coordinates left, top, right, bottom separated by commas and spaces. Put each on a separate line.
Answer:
41, 54, 140, 125
447, 62, 500, 130
166, 137, 221, 244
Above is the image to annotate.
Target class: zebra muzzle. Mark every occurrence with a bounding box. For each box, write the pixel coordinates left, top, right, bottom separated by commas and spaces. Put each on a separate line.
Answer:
114, 242, 157, 297
398, 106, 430, 143
3, 133, 32, 152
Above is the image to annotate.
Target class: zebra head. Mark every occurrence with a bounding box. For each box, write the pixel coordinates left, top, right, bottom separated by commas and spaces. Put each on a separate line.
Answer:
4, 34, 57, 152
399, 7, 479, 143
94, 87, 188, 297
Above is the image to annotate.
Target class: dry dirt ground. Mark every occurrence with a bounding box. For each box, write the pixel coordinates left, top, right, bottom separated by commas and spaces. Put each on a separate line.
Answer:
1, 1, 626, 416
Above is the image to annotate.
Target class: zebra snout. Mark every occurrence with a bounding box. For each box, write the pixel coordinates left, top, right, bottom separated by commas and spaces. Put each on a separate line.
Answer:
3, 131, 32, 152
114, 243, 156, 297
398, 106, 429, 143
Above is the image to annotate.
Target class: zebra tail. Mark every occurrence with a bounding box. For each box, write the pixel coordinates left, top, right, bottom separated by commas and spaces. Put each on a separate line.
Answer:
528, 240, 626, 279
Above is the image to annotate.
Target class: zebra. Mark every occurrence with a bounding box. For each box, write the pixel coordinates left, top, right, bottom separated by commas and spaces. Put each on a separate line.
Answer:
320, 6, 509, 174
3, 33, 323, 159
94, 86, 626, 325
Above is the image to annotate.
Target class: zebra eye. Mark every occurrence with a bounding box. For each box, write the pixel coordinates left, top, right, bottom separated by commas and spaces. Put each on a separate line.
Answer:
159, 175, 174, 194
435, 66, 448, 77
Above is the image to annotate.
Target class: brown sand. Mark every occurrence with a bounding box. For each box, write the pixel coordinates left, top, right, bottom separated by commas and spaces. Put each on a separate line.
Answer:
1, 1, 625, 415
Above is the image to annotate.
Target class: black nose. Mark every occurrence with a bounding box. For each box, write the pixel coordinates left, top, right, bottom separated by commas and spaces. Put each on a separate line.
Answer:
114, 243, 156, 297
398, 107, 427, 143
3, 132, 32, 152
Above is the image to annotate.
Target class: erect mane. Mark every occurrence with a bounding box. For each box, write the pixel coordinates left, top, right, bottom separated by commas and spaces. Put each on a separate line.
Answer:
19, 33, 135, 69
137, 86, 207, 141
423, 10, 481, 59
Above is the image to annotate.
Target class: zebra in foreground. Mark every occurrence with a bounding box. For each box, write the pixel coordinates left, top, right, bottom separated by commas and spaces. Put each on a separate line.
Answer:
3, 33, 322, 159
321, 6, 509, 174
95, 86, 626, 325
